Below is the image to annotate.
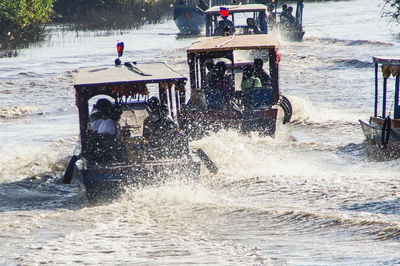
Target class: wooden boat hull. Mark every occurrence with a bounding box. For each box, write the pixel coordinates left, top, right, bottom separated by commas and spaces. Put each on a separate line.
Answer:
173, 4, 204, 35
285, 29, 305, 42
73, 156, 200, 201
183, 107, 278, 137
360, 118, 400, 159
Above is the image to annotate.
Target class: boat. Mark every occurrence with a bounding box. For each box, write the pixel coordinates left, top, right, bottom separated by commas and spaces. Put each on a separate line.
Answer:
204, 4, 269, 36
359, 56, 400, 159
62, 58, 218, 201
173, 0, 208, 35
182, 34, 292, 138
261, 0, 305, 41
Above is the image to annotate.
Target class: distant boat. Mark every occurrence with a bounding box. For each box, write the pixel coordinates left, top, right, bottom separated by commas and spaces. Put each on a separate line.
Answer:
359, 56, 400, 160
173, 0, 208, 35
260, 0, 305, 41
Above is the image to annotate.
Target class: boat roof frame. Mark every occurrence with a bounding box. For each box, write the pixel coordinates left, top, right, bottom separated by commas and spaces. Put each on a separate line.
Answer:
74, 62, 186, 89
186, 34, 280, 54
373, 56, 400, 66
204, 4, 268, 14
372, 56, 400, 119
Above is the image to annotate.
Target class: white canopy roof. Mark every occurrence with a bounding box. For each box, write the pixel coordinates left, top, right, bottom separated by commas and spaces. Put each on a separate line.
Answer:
74, 62, 186, 88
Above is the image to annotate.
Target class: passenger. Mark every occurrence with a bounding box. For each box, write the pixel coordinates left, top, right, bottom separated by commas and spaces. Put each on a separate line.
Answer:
205, 59, 215, 83
280, 3, 288, 25
143, 97, 185, 158
267, 4, 276, 26
215, 17, 235, 36
241, 65, 262, 90
204, 61, 234, 110
90, 98, 120, 135
88, 98, 123, 163
243, 18, 261, 35
253, 58, 273, 87
285, 6, 297, 28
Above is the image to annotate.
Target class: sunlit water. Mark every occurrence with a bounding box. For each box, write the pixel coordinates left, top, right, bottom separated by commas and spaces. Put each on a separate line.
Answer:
1, 0, 400, 264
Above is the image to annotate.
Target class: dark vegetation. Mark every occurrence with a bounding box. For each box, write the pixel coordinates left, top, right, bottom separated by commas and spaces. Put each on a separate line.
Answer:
53, 0, 174, 31
0, 0, 54, 55
0, 0, 174, 56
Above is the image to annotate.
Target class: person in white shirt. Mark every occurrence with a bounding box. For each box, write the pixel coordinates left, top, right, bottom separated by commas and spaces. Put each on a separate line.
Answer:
90, 98, 119, 135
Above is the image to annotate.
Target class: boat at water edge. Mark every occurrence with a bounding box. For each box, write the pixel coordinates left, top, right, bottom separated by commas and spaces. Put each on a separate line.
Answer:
359, 56, 400, 160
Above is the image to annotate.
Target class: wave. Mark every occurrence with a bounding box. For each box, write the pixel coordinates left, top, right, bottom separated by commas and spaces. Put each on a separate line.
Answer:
305, 36, 395, 47
0, 105, 42, 119
288, 96, 360, 126
0, 141, 74, 184
330, 58, 374, 69
272, 209, 400, 241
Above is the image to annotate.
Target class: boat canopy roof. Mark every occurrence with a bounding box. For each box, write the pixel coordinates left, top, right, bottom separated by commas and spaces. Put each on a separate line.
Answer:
205, 4, 267, 14
187, 34, 280, 53
373, 56, 400, 66
74, 62, 186, 89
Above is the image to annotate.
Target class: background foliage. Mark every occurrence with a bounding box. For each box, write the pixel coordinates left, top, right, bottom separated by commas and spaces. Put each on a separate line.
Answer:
0, 0, 55, 51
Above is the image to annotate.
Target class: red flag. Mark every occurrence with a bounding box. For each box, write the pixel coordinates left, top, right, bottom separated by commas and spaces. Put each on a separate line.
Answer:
219, 7, 228, 17
117, 42, 124, 57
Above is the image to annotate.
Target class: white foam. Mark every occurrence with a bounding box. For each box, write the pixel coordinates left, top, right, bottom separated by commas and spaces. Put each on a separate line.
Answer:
0, 105, 41, 119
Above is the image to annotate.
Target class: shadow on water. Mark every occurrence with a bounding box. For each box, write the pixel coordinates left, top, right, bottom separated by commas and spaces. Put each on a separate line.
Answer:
0, 174, 88, 213
338, 141, 400, 162
343, 198, 400, 216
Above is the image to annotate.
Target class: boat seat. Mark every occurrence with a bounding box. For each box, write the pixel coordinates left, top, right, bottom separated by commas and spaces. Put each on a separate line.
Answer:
243, 87, 274, 109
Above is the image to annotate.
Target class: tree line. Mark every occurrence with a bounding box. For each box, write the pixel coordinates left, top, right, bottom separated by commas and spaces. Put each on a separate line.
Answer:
1, 0, 399, 55
0, 0, 173, 54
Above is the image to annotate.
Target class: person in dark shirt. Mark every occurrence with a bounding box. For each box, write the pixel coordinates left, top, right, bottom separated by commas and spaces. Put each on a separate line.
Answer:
253, 59, 273, 87
204, 61, 234, 110
243, 18, 261, 35
214, 17, 235, 36
143, 97, 186, 158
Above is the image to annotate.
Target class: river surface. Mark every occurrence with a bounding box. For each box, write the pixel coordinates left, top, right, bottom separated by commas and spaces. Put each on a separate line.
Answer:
1, 0, 400, 264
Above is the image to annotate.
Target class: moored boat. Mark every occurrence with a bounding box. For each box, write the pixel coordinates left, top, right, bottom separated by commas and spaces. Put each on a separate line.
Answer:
359, 56, 400, 159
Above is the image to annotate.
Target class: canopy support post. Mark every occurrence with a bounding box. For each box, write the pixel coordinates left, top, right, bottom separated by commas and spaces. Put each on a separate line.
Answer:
374, 62, 378, 117
382, 77, 387, 118
394, 74, 400, 119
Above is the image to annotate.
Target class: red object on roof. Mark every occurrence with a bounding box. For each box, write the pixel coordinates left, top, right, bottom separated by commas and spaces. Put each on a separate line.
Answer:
219, 7, 229, 17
